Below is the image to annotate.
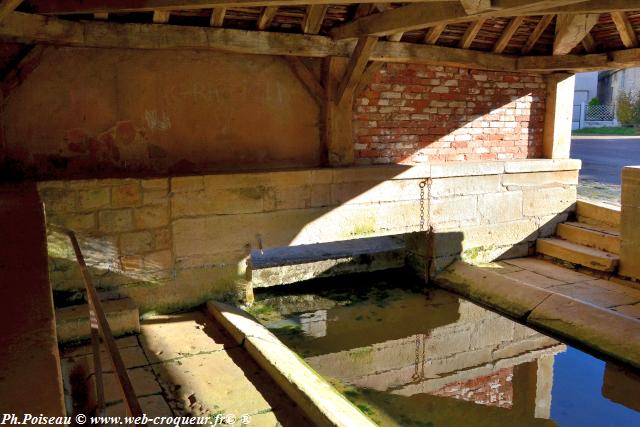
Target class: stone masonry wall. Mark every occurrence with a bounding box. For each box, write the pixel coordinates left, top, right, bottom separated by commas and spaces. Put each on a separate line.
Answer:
40, 159, 579, 313
354, 64, 546, 164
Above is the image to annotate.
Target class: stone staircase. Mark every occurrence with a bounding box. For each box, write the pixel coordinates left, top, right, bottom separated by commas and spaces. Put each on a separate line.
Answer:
536, 200, 622, 274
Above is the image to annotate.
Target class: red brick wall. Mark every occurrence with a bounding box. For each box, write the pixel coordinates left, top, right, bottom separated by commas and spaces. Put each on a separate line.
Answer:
353, 64, 546, 164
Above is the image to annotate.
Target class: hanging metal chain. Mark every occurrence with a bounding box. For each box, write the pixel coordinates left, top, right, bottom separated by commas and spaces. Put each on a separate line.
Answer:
419, 180, 427, 231
412, 334, 421, 381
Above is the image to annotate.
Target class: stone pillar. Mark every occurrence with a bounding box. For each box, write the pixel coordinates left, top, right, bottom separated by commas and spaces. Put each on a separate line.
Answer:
543, 73, 575, 159
619, 166, 640, 280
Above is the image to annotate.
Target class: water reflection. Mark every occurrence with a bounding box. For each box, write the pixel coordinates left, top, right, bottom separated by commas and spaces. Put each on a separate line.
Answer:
249, 273, 640, 426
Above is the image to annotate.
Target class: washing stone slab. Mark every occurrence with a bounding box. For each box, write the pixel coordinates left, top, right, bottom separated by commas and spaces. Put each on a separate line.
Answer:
251, 235, 405, 287
435, 260, 640, 369
436, 261, 553, 319
207, 301, 376, 427
528, 294, 640, 369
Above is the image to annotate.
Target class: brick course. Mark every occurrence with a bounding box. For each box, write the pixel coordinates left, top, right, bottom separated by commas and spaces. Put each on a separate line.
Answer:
353, 64, 546, 164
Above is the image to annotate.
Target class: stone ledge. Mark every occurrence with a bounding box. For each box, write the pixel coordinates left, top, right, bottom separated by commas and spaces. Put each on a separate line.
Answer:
435, 261, 640, 369
207, 301, 376, 427
503, 159, 582, 174
56, 298, 141, 343
38, 160, 582, 194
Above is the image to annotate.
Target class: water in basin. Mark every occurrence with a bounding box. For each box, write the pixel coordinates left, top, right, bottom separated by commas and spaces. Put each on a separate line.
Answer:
248, 271, 640, 427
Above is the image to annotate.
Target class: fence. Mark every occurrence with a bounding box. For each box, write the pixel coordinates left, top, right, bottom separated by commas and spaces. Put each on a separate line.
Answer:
573, 103, 617, 129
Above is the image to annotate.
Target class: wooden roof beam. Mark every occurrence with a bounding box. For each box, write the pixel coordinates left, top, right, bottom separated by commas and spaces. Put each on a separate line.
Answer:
521, 14, 553, 54
284, 56, 324, 103
6, 11, 640, 73
459, 19, 486, 49
336, 36, 378, 103
152, 10, 170, 23
28, 0, 459, 15
0, 0, 22, 23
210, 8, 226, 27
424, 24, 447, 44
26, 0, 640, 16
539, 1, 640, 15
611, 11, 639, 49
493, 16, 524, 53
460, 0, 495, 15
330, 0, 588, 40
257, 6, 278, 30
302, 4, 328, 34
553, 13, 599, 55
581, 33, 596, 53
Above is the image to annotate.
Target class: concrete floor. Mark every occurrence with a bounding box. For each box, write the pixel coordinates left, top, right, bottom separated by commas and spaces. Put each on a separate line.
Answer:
571, 137, 640, 205
492, 257, 640, 321
60, 311, 312, 426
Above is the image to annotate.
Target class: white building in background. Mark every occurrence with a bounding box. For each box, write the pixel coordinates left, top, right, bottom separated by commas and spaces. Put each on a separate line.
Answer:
598, 68, 640, 105
574, 71, 599, 105
572, 71, 623, 130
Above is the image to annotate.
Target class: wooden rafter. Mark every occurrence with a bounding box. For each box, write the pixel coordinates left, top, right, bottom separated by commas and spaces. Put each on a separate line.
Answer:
521, 14, 554, 54
28, 0, 458, 14
611, 11, 639, 49
581, 33, 596, 53
93, 12, 109, 20
302, 5, 328, 34
4, 11, 640, 73
459, 18, 486, 49
355, 62, 384, 97
460, 0, 494, 15
330, 1, 588, 40
210, 8, 226, 27
540, 1, 640, 15
257, 6, 278, 30
0, 0, 21, 22
336, 36, 378, 103
553, 13, 599, 55
25, 0, 640, 16
152, 10, 170, 23
493, 16, 524, 53
284, 56, 324, 103
424, 24, 447, 44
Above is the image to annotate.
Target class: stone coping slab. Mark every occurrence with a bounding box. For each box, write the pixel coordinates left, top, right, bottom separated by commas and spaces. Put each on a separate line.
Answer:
251, 235, 404, 268
206, 301, 376, 427
436, 261, 640, 369
39, 159, 583, 189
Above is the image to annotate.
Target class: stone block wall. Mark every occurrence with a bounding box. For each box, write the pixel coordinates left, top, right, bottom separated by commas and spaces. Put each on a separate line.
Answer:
40, 159, 579, 313
354, 64, 546, 164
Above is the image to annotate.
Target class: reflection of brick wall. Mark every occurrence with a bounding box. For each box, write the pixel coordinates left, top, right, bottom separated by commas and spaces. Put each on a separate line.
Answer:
353, 64, 546, 164
430, 367, 514, 408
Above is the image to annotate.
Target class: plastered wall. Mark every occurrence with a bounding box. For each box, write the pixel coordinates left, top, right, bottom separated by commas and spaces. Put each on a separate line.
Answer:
1, 47, 322, 179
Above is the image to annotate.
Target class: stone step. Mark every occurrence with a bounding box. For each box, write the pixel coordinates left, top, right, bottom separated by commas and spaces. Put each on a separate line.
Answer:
556, 222, 621, 255
56, 298, 140, 343
536, 238, 619, 272
576, 200, 621, 230
250, 235, 405, 287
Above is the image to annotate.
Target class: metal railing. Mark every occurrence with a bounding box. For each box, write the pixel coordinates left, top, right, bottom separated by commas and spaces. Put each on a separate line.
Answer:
58, 227, 145, 424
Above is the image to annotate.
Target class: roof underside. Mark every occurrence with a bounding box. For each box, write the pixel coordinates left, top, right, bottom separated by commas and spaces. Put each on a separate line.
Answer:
1, 1, 640, 76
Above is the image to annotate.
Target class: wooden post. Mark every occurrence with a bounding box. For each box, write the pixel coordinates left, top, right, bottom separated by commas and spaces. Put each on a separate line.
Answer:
620, 166, 640, 281
323, 57, 354, 166
543, 73, 575, 159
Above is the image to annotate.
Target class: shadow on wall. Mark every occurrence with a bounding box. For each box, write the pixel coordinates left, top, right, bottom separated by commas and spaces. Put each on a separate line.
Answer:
0, 48, 573, 313
41, 161, 576, 314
